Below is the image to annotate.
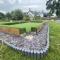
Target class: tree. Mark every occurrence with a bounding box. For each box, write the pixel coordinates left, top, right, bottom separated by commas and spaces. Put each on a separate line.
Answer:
0, 12, 5, 19
46, 0, 60, 17
23, 14, 30, 21
11, 9, 23, 20
6, 12, 11, 20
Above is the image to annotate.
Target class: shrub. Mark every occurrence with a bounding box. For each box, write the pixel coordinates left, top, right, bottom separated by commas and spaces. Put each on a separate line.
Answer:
19, 28, 26, 34
31, 27, 37, 32
31, 20, 42, 23
23, 14, 30, 22
4, 22, 20, 25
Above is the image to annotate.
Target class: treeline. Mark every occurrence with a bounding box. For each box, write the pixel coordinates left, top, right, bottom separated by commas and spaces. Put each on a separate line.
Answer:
0, 9, 24, 21
0, 9, 49, 21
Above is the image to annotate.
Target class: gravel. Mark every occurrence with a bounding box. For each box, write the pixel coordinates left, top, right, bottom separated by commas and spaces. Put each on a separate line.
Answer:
0, 24, 48, 51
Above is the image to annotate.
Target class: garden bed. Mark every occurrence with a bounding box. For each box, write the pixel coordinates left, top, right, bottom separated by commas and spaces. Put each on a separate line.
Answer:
0, 22, 41, 35
1, 21, 60, 60
2, 22, 49, 56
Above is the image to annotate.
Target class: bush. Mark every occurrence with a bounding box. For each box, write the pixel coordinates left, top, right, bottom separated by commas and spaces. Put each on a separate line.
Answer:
31, 27, 37, 32
19, 28, 26, 34
31, 20, 43, 23
0, 12, 5, 19
34, 16, 41, 20
23, 14, 30, 22
4, 22, 20, 25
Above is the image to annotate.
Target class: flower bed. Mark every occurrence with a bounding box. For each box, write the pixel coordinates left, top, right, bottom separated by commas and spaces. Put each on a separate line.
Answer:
2, 22, 49, 57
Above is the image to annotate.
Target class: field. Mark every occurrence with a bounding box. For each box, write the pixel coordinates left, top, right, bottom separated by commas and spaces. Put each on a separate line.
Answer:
0, 21, 60, 60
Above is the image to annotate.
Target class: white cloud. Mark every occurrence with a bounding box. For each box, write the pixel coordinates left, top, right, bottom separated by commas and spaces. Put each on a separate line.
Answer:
0, 0, 48, 12
18, 0, 22, 3
23, 5, 40, 8
8, 0, 16, 4
0, 10, 6, 14
0, 0, 4, 4
8, 0, 22, 4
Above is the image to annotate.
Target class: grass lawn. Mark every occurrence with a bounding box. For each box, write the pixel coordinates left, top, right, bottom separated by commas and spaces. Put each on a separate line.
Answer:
9, 22, 41, 32
0, 21, 60, 60
0, 22, 41, 32
0, 22, 11, 25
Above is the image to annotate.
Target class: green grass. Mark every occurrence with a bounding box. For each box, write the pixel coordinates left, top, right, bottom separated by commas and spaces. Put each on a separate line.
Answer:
0, 22, 41, 32
0, 22, 10, 25
0, 21, 60, 60
9, 22, 41, 32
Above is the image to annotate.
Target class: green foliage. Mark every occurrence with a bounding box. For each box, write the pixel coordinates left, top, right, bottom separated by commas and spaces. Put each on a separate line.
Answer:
0, 9, 24, 21
0, 12, 5, 19
23, 14, 30, 22
31, 20, 43, 23
1, 21, 60, 60
4, 22, 20, 25
0, 22, 41, 33
11, 9, 23, 20
6, 12, 12, 20
9, 23, 41, 32
19, 28, 26, 34
34, 16, 41, 20
31, 27, 37, 32
46, 0, 60, 16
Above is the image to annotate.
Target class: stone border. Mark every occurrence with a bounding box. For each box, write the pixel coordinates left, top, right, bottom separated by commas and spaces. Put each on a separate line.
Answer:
3, 24, 49, 57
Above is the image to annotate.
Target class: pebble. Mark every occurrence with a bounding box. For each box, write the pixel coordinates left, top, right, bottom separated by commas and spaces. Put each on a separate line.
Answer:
0, 24, 48, 51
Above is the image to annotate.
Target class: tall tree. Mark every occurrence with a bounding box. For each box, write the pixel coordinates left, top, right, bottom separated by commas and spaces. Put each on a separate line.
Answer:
46, 0, 60, 17
0, 12, 5, 19
11, 9, 23, 20
6, 12, 11, 20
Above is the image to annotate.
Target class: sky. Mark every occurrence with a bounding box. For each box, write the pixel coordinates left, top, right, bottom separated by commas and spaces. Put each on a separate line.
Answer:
0, 0, 48, 13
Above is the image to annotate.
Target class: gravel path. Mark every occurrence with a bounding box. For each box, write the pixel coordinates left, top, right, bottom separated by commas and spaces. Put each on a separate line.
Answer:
0, 24, 48, 51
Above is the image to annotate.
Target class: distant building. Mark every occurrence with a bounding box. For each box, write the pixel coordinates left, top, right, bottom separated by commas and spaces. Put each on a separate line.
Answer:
27, 9, 34, 21
24, 9, 44, 21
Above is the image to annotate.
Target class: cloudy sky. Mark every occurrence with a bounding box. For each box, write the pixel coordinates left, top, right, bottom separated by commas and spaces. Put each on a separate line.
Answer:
0, 0, 48, 13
